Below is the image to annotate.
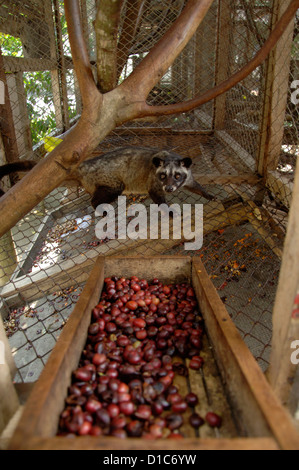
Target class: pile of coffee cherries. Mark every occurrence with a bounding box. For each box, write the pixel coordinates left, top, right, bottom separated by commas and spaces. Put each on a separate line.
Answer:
58, 276, 222, 439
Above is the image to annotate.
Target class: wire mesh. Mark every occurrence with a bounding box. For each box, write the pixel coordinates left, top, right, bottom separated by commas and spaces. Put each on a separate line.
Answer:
0, 0, 298, 394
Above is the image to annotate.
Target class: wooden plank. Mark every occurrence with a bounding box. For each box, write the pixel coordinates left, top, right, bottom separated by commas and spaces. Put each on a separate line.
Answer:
9, 256, 105, 444
192, 258, 299, 450
268, 160, 299, 404
257, 0, 296, 176
0, 316, 20, 434
172, 356, 196, 438
10, 436, 279, 451
3, 57, 57, 73
111, 127, 213, 136
0, 49, 19, 163
266, 170, 293, 208
0, 0, 44, 20
0, 406, 23, 450
216, 130, 256, 172
246, 201, 284, 259
188, 334, 237, 439
104, 256, 192, 285
0, 0, 43, 22
0, 311, 16, 377
6, 72, 33, 156
193, 1, 217, 110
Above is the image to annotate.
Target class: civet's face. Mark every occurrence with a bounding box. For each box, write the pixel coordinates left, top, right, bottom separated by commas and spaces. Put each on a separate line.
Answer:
153, 153, 192, 194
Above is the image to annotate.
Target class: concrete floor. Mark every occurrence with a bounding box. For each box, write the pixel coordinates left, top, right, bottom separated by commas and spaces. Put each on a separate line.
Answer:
6, 285, 83, 383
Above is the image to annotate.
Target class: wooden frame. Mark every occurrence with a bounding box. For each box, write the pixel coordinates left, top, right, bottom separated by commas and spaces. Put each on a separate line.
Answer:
213, 0, 231, 130
8, 256, 299, 450
257, 0, 296, 177
0, 315, 20, 442
268, 157, 299, 404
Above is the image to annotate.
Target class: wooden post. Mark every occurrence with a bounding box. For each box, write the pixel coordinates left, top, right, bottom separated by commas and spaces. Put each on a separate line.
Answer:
0, 316, 19, 436
55, 0, 70, 131
0, 48, 19, 164
46, 0, 70, 132
194, 1, 217, 121
257, 0, 296, 177
268, 159, 299, 406
213, 0, 231, 129
44, 0, 64, 130
0, 232, 17, 288
6, 72, 33, 156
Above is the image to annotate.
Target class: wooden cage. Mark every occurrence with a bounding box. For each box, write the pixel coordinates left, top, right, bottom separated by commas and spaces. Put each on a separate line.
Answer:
0, 0, 299, 450
5, 256, 299, 450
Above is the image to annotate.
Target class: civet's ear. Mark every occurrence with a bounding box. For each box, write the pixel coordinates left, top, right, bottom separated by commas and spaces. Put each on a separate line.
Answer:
181, 157, 193, 168
152, 157, 163, 168
152, 150, 169, 168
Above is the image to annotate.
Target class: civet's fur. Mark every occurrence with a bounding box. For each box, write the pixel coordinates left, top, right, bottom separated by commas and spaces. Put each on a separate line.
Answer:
70, 146, 215, 208
0, 161, 36, 197
0, 147, 215, 208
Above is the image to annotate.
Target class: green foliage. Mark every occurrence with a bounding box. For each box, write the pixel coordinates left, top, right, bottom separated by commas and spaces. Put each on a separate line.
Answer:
24, 71, 57, 145
0, 33, 23, 57
0, 31, 77, 146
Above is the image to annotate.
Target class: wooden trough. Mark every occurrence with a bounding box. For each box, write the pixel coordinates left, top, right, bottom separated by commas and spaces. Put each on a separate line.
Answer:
8, 256, 299, 450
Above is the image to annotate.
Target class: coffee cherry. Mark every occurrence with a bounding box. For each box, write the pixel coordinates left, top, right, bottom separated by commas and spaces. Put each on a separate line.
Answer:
185, 393, 199, 407
189, 413, 205, 429
206, 412, 222, 428
59, 275, 220, 440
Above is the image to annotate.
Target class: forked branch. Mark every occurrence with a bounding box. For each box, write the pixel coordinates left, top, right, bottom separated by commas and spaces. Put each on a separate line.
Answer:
0, 0, 298, 240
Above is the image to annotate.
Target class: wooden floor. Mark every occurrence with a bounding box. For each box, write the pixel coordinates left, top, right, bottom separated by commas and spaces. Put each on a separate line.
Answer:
171, 334, 238, 439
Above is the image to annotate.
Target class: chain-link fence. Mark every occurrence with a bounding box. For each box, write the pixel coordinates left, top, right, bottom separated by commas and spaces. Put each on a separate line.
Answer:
0, 0, 298, 385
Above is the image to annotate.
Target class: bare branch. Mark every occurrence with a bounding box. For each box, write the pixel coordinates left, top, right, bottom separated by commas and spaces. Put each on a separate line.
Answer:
95, 0, 124, 92
137, 0, 299, 118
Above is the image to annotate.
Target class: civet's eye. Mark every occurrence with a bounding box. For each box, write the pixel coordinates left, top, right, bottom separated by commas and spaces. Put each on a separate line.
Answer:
175, 174, 181, 180
160, 174, 166, 180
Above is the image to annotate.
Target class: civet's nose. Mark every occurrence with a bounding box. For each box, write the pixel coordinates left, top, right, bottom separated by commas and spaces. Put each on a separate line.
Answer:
165, 186, 175, 193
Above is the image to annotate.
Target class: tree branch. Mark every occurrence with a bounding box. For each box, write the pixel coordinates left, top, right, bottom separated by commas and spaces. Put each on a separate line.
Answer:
137, 0, 299, 118
64, 0, 100, 109
0, 0, 298, 241
120, 0, 215, 100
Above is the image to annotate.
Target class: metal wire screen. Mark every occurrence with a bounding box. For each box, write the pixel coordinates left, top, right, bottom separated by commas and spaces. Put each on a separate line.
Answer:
0, 0, 298, 385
